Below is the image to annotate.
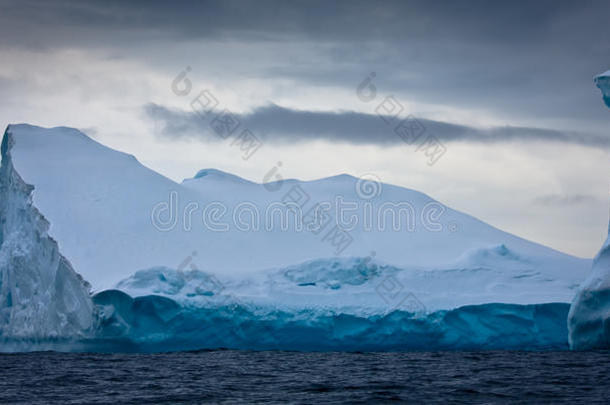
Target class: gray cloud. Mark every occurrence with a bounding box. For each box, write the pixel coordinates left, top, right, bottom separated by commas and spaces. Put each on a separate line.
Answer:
0, 0, 609, 135
145, 103, 610, 148
0, 1, 606, 46
0, 0, 606, 258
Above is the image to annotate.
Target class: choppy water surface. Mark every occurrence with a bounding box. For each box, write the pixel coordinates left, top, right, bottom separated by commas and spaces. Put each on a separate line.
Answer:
0, 350, 608, 404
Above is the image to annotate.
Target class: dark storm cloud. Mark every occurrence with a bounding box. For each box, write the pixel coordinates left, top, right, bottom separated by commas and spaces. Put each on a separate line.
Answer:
0, 0, 587, 46
145, 103, 610, 148
1, 0, 608, 136
1, 0, 608, 61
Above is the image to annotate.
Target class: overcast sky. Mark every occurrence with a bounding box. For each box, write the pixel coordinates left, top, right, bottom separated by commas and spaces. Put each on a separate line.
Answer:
0, 0, 609, 257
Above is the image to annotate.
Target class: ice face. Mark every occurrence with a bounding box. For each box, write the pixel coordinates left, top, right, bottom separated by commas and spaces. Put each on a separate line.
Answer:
567, 70, 610, 350
92, 291, 571, 351
567, 238, 610, 350
0, 127, 94, 346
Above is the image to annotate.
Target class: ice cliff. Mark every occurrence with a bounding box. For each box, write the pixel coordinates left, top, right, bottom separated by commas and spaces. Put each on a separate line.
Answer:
0, 126, 94, 347
568, 70, 610, 350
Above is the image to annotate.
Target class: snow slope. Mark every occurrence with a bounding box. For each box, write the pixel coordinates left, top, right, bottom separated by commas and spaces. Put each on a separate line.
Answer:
568, 70, 610, 349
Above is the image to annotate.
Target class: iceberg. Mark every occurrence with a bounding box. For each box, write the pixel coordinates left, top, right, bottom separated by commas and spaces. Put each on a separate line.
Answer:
595, 70, 610, 108
0, 128, 94, 349
0, 123, 593, 351
567, 69, 610, 350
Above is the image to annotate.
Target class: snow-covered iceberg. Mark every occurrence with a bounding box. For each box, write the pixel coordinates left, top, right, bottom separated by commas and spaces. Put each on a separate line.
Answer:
1, 124, 588, 291
0, 123, 593, 351
567, 70, 610, 350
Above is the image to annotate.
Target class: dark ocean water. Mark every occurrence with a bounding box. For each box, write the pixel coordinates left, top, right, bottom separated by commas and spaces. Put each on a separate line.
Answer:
0, 350, 608, 404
